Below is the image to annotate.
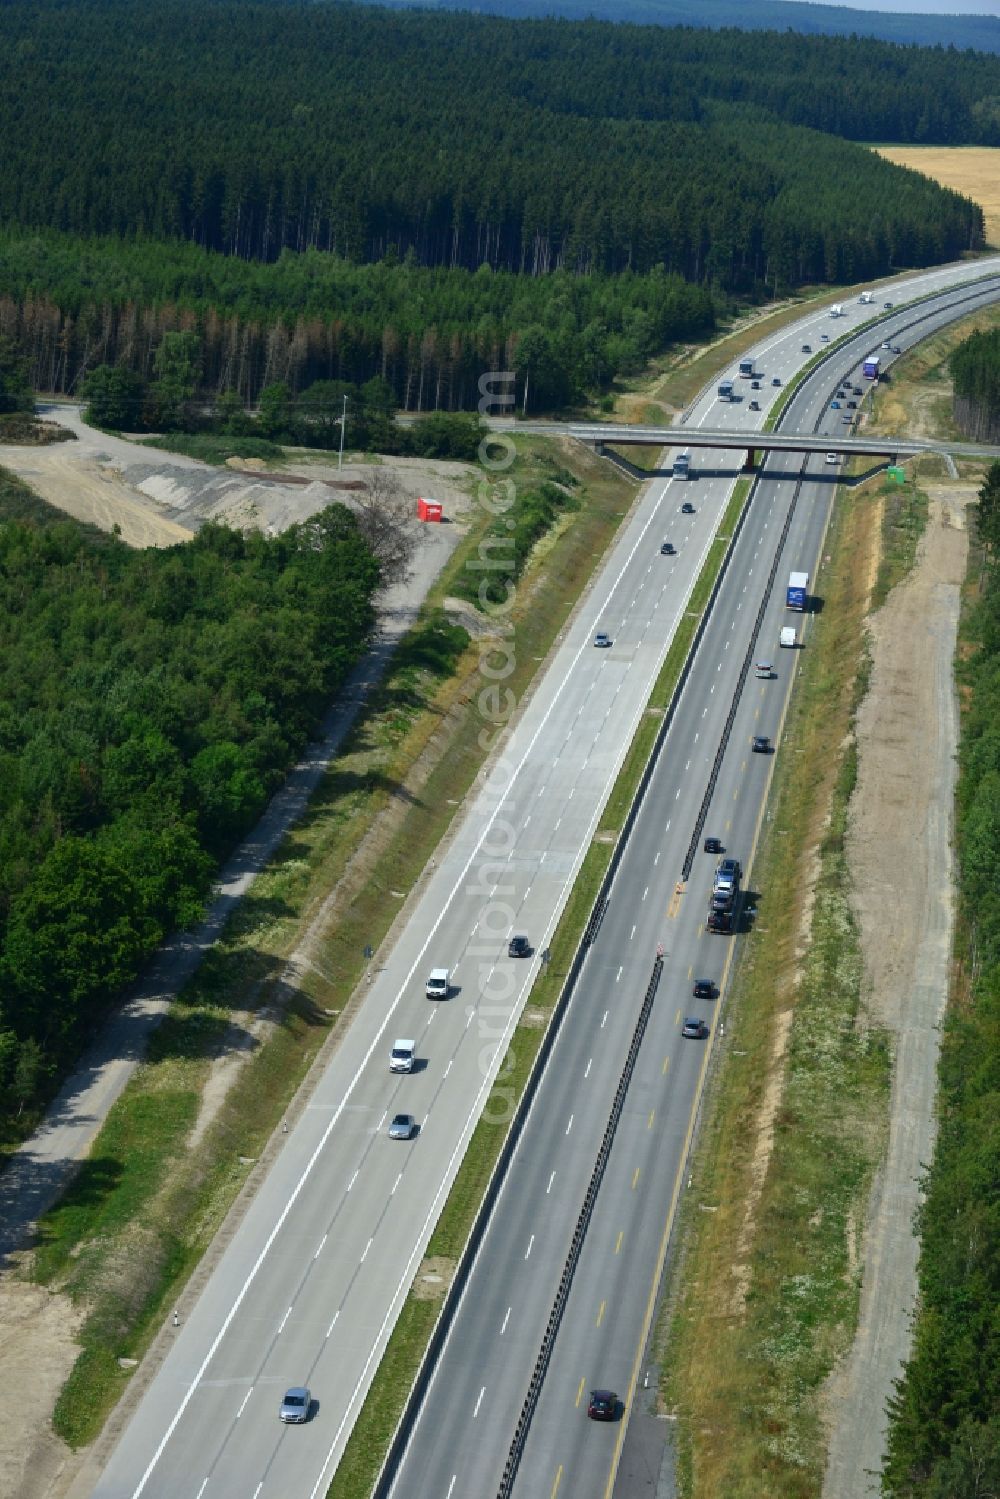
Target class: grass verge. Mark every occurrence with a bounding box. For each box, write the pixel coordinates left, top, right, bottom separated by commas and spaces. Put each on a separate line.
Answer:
658, 483, 892, 1498
325, 474, 755, 1499
139, 432, 286, 464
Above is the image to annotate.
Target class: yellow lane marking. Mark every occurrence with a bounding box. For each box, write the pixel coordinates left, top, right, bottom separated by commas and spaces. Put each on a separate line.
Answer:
647, 1109, 655, 1130
596, 1300, 606, 1327
662, 1055, 669, 1075
632, 1167, 641, 1189
575, 1378, 585, 1409
552, 1464, 564, 1497
615, 1230, 624, 1254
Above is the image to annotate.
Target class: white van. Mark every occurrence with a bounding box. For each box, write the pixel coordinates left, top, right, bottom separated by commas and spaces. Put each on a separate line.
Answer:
425, 968, 450, 999
390, 1039, 416, 1073
780, 626, 796, 649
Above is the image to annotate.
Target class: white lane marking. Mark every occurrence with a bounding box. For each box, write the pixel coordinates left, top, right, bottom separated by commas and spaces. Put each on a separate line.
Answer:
466, 1011, 475, 1029
314, 1233, 328, 1259
500, 1307, 511, 1335
642, 887, 648, 900
554, 818, 561, 832
567, 788, 574, 800
565, 1115, 574, 1136
347, 1170, 359, 1192
665, 819, 671, 831
196, 1483, 209, 1499
525, 1235, 535, 1259
684, 759, 690, 771
584, 1057, 593, 1078
326, 1310, 340, 1338
253, 1485, 263, 1499
547, 1171, 556, 1194
426, 1010, 435, 1027
630, 924, 636, 939
524, 815, 531, 827
391, 1173, 402, 1196
654, 851, 660, 865
694, 732, 699, 744
675, 788, 682, 799
236, 1389, 253, 1419
444, 1058, 453, 1078
473, 1387, 486, 1419
602, 1010, 609, 1027
377, 1111, 387, 1130
702, 707, 708, 717
616, 965, 623, 982
446, 1479, 457, 1499
360, 1238, 373, 1264
278, 1306, 292, 1334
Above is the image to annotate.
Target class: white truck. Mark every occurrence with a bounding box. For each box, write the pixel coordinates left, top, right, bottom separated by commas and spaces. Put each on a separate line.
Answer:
780, 626, 797, 648
390, 1039, 416, 1073
830, 302, 844, 318
858, 291, 875, 304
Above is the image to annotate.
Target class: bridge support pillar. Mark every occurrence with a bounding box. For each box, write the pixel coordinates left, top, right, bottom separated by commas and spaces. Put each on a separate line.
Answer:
743, 448, 756, 472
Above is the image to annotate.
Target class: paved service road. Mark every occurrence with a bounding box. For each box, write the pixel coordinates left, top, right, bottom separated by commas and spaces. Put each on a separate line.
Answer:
385, 263, 1000, 1499
91, 257, 1000, 1499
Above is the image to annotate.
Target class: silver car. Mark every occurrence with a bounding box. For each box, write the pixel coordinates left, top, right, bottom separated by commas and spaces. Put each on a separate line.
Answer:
388, 1113, 417, 1140
279, 1387, 311, 1423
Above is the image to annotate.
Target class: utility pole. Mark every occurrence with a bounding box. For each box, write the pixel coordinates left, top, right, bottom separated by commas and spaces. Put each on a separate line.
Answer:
338, 394, 347, 471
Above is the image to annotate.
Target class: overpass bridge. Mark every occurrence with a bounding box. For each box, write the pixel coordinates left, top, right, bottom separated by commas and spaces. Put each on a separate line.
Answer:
567, 422, 1000, 473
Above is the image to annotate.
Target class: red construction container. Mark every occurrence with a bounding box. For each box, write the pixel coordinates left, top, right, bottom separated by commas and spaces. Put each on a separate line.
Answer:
417, 497, 443, 522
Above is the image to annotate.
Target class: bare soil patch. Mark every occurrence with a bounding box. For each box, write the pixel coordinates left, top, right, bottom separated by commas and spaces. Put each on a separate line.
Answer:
0, 1275, 83, 1499
821, 488, 968, 1496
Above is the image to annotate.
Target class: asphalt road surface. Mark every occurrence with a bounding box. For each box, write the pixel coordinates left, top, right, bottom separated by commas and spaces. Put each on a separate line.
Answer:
385, 263, 1000, 1499
91, 257, 1000, 1499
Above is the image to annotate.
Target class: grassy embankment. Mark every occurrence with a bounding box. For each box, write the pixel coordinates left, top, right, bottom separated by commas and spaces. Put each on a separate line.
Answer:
33, 433, 636, 1446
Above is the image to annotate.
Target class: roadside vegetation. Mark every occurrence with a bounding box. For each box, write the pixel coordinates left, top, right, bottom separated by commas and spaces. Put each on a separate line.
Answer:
880, 467, 1000, 1496
0, 485, 378, 1142
660, 482, 893, 1498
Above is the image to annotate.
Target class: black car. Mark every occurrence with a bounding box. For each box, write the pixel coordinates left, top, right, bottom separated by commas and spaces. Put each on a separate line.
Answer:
682, 1016, 708, 1039
681, 501, 695, 514
884, 300, 893, 309
853, 386, 862, 395
693, 978, 715, 999
707, 909, 732, 933
508, 934, 530, 958
801, 343, 811, 353
751, 379, 761, 390
704, 836, 723, 854
772, 376, 781, 387
587, 1389, 618, 1421
660, 541, 675, 555
752, 735, 771, 753
847, 400, 857, 409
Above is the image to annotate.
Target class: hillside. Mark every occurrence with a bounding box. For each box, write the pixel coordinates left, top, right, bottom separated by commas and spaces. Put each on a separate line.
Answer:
375, 0, 1000, 55
0, 0, 985, 288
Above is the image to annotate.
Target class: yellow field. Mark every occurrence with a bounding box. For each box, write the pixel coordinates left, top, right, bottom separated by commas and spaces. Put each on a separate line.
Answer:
874, 145, 1000, 247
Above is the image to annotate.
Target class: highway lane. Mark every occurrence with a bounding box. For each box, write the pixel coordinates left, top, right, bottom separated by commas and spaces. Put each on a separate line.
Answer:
385, 263, 1000, 1499
91, 373, 744, 1496
91, 256, 1000, 1499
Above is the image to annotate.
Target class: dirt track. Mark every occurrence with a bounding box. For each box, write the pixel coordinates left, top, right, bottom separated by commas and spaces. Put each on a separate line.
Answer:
821, 485, 969, 1495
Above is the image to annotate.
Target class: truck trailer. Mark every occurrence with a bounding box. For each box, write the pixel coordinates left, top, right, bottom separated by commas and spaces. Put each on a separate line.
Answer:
786, 571, 809, 610
718, 378, 734, 401
863, 354, 880, 379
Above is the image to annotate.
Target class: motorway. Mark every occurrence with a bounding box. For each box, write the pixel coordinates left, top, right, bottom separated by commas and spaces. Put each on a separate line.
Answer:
385, 262, 1000, 1499
91, 256, 1000, 1499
